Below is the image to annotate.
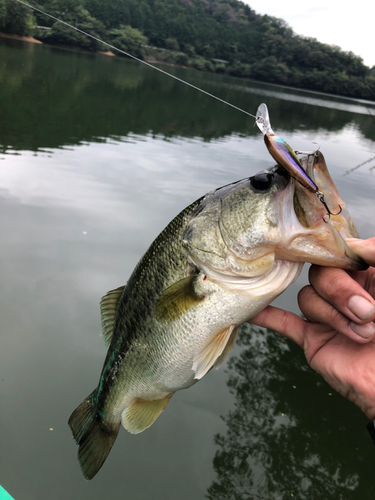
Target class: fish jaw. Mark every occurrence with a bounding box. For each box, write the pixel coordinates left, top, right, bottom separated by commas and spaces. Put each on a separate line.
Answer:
303, 151, 359, 238
277, 221, 366, 270
274, 174, 367, 270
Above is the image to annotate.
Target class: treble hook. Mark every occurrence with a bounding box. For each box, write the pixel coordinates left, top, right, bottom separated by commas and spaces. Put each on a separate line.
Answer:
317, 191, 342, 222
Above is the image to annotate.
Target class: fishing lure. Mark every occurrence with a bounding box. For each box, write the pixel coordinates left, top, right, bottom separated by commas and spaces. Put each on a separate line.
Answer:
255, 103, 341, 217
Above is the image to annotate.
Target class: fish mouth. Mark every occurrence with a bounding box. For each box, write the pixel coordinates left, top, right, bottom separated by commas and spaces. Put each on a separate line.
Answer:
304, 151, 359, 239
280, 219, 367, 270
278, 151, 367, 271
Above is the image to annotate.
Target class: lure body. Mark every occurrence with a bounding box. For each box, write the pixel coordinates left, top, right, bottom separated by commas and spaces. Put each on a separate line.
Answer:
256, 103, 318, 193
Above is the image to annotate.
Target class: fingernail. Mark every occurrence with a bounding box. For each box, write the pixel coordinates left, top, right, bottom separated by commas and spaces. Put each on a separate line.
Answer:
350, 321, 375, 339
348, 296, 375, 320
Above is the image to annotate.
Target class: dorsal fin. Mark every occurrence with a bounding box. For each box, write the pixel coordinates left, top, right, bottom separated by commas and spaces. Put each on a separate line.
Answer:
100, 286, 125, 349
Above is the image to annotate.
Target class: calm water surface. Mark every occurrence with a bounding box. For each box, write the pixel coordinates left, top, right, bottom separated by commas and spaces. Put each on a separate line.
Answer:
1, 39, 375, 500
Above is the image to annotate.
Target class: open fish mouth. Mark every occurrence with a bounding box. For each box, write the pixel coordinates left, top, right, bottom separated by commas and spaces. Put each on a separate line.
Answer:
303, 150, 359, 238
286, 151, 367, 270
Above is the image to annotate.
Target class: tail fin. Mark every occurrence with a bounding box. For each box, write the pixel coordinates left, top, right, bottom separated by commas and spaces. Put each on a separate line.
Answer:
68, 391, 120, 480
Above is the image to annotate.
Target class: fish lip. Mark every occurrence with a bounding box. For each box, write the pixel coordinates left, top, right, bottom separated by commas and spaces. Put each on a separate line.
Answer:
302, 151, 359, 237
293, 151, 366, 269
274, 170, 367, 271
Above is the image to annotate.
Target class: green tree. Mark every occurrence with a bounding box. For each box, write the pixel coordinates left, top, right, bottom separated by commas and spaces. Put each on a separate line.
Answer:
82, 0, 131, 29
0, 0, 6, 30
202, 43, 215, 59
3, 0, 35, 36
228, 61, 251, 77
182, 43, 195, 57
251, 56, 290, 84
164, 37, 179, 51
36, 1, 105, 51
109, 25, 148, 59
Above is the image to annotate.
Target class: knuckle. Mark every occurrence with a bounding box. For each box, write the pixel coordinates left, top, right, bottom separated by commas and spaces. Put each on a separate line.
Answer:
328, 306, 346, 325
297, 285, 314, 303
311, 268, 351, 305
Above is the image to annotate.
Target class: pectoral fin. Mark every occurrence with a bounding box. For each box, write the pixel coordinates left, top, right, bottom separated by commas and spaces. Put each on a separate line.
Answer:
154, 275, 205, 322
213, 325, 239, 371
121, 394, 174, 434
100, 286, 125, 348
193, 325, 237, 380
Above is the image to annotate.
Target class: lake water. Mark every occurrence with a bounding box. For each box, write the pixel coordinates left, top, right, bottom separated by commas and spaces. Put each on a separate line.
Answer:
1, 38, 375, 500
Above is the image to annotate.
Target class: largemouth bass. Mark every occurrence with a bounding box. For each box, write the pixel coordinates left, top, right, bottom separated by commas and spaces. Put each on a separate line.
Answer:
69, 151, 365, 479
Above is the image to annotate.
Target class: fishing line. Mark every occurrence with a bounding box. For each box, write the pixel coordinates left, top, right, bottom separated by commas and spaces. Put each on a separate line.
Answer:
14, 0, 353, 214
15, 0, 257, 119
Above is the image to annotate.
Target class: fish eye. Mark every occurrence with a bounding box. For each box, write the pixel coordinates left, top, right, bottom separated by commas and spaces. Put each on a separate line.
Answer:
251, 172, 273, 191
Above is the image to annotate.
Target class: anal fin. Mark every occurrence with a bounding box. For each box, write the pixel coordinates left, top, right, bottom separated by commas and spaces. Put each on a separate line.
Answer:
122, 394, 174, 434
193, 324, 237, 380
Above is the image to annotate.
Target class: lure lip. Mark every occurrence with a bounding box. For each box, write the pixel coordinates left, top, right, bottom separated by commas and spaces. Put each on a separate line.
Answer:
256, 103, 274, 135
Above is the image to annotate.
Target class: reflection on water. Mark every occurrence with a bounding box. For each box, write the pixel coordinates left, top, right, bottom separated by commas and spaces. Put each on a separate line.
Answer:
207, 325, 375, 500
1, 38, 375, 499
1, 37, 375, 154
212, 76, 375, 116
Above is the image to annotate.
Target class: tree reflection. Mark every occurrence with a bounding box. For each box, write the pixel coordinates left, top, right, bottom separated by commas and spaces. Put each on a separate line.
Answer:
1, 39, 375, 154
207, 324, 375, 500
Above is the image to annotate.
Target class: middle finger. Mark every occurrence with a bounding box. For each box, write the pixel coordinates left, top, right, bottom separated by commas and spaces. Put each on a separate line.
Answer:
308, 265, 375, 324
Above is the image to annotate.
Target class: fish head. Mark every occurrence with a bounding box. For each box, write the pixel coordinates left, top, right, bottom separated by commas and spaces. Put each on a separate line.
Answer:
183, 154, 366, 281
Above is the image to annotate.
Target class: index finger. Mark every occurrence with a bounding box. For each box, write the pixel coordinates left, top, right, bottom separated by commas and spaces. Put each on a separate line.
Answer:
251, 305, 306, 348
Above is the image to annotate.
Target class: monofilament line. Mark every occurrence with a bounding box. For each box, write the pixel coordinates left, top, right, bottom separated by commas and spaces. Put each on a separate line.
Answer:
15, 0, 257, 119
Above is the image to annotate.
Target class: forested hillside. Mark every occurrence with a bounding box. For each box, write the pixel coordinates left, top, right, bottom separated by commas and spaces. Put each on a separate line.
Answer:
1, 0, 375, 100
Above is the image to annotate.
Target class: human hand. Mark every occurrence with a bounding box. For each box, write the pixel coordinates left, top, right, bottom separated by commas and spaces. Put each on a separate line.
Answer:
251, 237, 375, 420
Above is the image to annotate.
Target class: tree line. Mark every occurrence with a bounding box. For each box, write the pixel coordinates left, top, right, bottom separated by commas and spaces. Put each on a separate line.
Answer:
1, 0, 375, 101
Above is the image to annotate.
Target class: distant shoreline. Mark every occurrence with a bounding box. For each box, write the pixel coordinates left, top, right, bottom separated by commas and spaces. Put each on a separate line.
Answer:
0, 32, 120, 57
0, 32, 42, 44
0, 33, 182, 65
1, 31, 374, 104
